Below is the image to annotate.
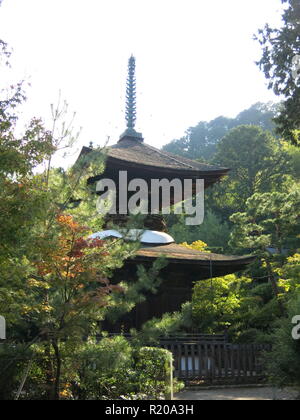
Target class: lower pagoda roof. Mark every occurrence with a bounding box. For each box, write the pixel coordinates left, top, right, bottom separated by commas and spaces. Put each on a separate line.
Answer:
135, 243, 254, 264
90, 230, 255, 280
128, 243, 255, 281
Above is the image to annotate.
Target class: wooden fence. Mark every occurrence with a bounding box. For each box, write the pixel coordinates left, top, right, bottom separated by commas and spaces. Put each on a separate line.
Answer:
159, 340, 272, 384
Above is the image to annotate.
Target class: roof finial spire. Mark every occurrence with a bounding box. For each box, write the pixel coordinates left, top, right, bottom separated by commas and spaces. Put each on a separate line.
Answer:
119, 55, 143, 142
126, 55, 137, 130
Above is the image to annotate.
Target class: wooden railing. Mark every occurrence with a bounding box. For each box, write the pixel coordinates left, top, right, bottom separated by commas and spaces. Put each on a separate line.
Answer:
159, 341, 272, 383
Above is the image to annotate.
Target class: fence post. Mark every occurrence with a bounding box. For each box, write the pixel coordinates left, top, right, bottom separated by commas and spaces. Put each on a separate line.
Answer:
165, 352, 174, 400
0, 316, 6, 340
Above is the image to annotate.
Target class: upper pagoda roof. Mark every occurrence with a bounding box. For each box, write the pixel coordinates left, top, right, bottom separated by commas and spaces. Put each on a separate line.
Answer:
79, 55, 229, 182
80, 137, 229, 181
109, 136, 228, 174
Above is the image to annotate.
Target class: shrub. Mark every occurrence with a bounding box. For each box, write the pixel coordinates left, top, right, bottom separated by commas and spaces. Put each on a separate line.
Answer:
0, 337, 180, 400
266, 292, 300, 391
135, 347, 173, 399
66, 337, 178, 400
68, 336, 135, 400
0, 344, 28, 400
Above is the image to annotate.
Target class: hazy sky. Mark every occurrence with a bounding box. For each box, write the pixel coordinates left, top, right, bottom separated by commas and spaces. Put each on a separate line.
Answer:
0, 0, 284, 164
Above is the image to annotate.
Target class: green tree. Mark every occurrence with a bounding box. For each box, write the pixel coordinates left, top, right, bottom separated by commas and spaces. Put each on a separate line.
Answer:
285, 142, 300, 179
230, 187, 300, 254
256, 0, 300, 145
211, 125, 290, 215
266, 291, 300, 390
229, 187, 300, 315
162, 102, 279, 161
0, 42, 175, 400
168, 210, 231, 253
277, 253, 300, 293
192, 275, 246, 334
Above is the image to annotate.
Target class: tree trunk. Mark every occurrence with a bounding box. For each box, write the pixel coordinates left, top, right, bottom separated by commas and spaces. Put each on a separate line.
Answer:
44, 341, 54, 400
52, 340, 62, 400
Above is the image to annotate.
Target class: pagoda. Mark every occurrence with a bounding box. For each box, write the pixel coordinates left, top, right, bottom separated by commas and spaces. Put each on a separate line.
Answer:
78, 56, 254, 331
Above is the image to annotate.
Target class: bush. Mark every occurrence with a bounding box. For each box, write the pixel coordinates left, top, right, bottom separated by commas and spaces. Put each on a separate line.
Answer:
69, 336, 135, 400
266, 292, 300, 391
0, 337, 180, 400
65, 337, 178, 400
135, 347, 174, 399
0, 344, 29, 400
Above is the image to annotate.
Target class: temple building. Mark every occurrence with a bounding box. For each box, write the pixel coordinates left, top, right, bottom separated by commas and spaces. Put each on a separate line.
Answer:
77, 56, 254, 331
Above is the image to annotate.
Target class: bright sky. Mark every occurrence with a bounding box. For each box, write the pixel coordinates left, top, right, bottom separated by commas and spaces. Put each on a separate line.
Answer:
0, 0, 284, 165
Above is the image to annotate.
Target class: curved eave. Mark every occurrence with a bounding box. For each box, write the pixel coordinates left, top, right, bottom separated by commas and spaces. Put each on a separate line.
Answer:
131, 251, 255, 266
125, 244, 256, 280
104, 155, 229, 179
76, 146, 229, 183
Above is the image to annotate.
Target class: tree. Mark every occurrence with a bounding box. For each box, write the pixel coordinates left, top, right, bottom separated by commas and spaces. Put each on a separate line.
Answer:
277, 253, 300, 293
192, 275, 247, 334
230, 187, 300, 254
211, 125, 290, 215
234, 102, 280, 131
229, 187, 300, 315
162, 102, 279, 161
266, 291, 300, 390
168, 210, 231, 252
0, 40, 56, 335
256, 0, 300, 145
23, 210, 139, 399
0, 42, 175, 399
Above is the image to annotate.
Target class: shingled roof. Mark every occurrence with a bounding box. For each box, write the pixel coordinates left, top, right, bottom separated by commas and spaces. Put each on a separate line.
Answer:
79, 135, 229, 181
130, 243, 255, 280
108, 137, 227, 173
135, 243, 254, 264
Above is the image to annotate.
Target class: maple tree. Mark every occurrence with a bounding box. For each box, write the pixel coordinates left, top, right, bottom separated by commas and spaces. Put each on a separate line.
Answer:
24, 212, 132, 399
0, 40, 138, 398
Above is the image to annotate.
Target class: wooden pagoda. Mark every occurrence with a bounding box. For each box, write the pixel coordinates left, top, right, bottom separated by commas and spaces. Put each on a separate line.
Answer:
77, 56, 254, 331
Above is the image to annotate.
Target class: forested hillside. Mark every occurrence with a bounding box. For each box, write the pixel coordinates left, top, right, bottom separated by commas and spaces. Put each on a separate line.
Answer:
162, 102, 280, 161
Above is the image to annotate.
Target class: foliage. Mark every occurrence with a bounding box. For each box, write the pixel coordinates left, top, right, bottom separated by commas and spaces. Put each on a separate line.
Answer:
229, 187, 300, 254
0, 42, 172, 400
256, 0, 300, 145
135, 347, 179, 399
104, 257, 168, 324
67, 336, 135, 400
0, 102, 138, 396
229, 186, 300, 319
192, 274, 284, 344
212, 125, 290, 214
192, 275, 249, 334
266, 291, 300, 389
277, 253, 300, 293
228, 283, 282, 344
0, 343, 34, 400
132, 302, 193, 346
180, 240, 210, 252
162, 102, 279, 161
0, 337, 179, 400
285, 142, 300, 179
168, 210, 231, 253
75, 342, 182, 400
